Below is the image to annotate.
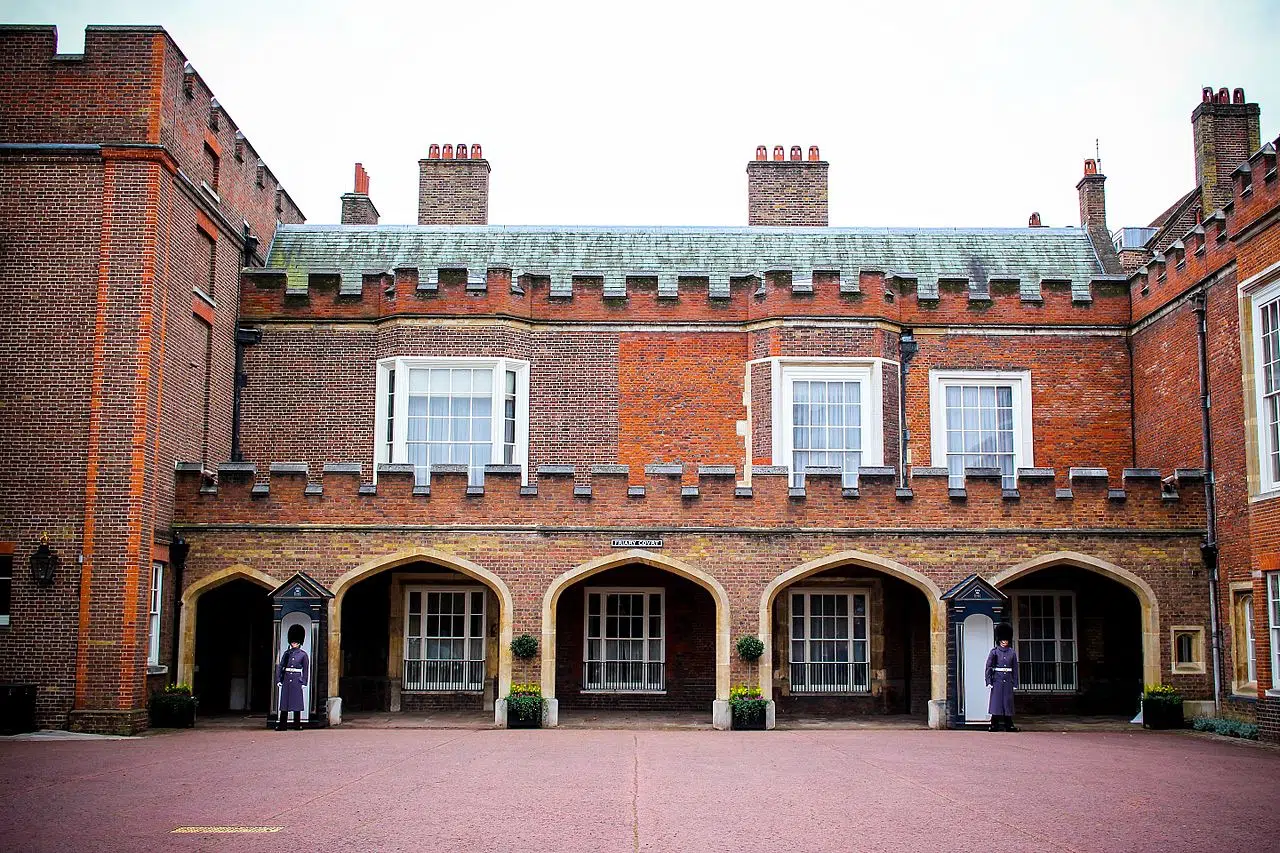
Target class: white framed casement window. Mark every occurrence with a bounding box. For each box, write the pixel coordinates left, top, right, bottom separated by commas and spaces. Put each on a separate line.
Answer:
403, 586, 487, 691
147, 562, 163, 666
929, 369, 1033, 489
1249, 276, 1280, 495
1013, 591, 1077, 692
0, 552, 11, 627
583, 588, 665, 692
789, 589, 871, 694
771, 360, 884, 488
375, 357, 529, 486
1270, 572, 1280, 692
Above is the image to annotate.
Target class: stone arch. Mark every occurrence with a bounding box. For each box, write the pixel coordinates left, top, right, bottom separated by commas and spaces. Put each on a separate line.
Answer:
177, 564, 283, 687
540, 549, 732, 701
327, 546, 515, 700
989, 551, 1162, 688
758, 550, 946, 707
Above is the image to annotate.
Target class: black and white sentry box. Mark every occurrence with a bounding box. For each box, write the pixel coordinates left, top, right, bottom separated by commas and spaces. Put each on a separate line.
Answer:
941, 574, 1011, 729
268, 572, 334, 729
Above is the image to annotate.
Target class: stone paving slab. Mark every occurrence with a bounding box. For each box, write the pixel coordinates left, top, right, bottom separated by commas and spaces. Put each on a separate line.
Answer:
0, 728, 1277, 852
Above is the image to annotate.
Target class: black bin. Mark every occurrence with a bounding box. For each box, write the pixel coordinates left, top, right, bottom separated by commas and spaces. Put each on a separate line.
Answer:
0, 684, 37, 734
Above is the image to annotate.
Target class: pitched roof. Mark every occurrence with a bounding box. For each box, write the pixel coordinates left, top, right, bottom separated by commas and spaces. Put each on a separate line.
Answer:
264, 224, 1103, 292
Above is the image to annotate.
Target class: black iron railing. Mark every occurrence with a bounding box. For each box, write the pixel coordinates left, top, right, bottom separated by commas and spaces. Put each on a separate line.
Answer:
789, 661, 870, 694
1017, 660, 1078, 693
583, 660, 666, 691
402, 659, 485, 691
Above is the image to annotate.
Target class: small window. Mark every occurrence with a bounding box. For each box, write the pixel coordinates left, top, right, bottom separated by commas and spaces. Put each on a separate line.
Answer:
194, 230, 217, 299
930, 370, 1033, 489
1233, 591, 1256, 690
0, 551, 12, 627
1013, 591, 1077, 692
403, 587, 486, 691
584, 588, 665, 692
1269, 573, 1280, 691
203, 143, 220, 193
789, 589, 870, 694
147, 562, 163, 666
1171, 626, 1205, 674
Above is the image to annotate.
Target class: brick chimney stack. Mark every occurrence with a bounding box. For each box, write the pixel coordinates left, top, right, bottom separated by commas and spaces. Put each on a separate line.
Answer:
747, 144, 828, 226
1076, 158, 1106, 232
340, 163, 379, 225
418, 143, 490, 225
1193, 86, 1261, 216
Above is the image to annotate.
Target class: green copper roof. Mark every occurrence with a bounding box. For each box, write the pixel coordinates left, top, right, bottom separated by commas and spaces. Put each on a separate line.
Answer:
264, 224, 1104, 294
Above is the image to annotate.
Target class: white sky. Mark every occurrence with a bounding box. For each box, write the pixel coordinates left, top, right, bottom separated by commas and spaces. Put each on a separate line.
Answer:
10, 0, 1280, 231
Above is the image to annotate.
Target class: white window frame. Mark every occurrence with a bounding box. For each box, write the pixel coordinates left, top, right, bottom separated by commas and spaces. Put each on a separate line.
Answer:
147, 562, 163, 666
0, 552, 11, 627
788, 587, 871, 694
402, 585, 487, 692
770, 359, 885, 487
1013, 590, 1077, 693
929, 369, 1033, 487
1270, 572, 1280, 692
583, 587, 666, 693
374, 357, 529, 486
1248, 274, 1280, 496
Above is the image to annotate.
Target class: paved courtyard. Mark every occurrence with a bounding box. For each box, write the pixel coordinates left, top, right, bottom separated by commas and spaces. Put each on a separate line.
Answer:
1, 727, 1277, 852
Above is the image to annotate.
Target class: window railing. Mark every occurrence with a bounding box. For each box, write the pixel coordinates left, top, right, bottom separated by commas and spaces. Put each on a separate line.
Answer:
1017, 661, 1078, 693
402, 659, 485, 692
789, 661, 870, 694
583, 660, 665, 692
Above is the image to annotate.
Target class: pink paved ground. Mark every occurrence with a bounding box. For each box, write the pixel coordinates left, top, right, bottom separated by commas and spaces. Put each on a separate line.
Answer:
1, 728, 1277, 852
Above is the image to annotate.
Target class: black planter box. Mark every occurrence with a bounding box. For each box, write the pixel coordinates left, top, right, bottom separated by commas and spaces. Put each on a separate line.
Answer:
506, 699, 542, 729
0, 684, 37, 735
149, 697, 197, 728
731, 703, 768, 730
1142, 698, 1184, 730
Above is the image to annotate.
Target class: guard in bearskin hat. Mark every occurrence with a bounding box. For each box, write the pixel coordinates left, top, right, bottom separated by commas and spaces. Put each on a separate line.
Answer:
276, 624, 310, 731
985, 621, 1019, 731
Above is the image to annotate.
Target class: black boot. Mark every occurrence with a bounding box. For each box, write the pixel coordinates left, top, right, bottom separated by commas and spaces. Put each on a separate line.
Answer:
1006, 717, 1020, 732
989, 716, 1001, 732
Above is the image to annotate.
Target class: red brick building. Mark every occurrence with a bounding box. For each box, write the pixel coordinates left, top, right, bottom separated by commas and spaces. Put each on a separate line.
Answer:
2, 26, 1277, 740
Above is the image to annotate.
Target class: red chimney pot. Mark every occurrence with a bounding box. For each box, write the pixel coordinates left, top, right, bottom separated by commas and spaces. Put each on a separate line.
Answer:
1083, 158, 1098, 176
457, 143, 469, 160
1202, 87, 1213, 103
1217, 87, 1230, 104
808, 146, 820, 161
442, 144, 454, 160
790, 146, 802, 161
428, 144, 440, 159
1233, 87, 1245, 104
354, 162, 370, 195
773, 146, 784, 161
755, 146, 767, 161
1028, 212, 1042, 227
471, 144, 482, 159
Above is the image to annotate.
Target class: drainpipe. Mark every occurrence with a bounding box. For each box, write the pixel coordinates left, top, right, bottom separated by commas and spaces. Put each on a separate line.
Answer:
1190, 290, 1222, 713
230, 223, 261, 463
898, 330, 919, 488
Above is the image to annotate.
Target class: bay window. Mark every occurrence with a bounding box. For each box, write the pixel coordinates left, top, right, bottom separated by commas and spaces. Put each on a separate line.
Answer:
376, 358, 528, 486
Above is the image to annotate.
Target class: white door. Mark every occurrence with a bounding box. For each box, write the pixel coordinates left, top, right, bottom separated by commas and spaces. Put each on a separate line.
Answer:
962, 613, 994, 724
275, 613, 314, 722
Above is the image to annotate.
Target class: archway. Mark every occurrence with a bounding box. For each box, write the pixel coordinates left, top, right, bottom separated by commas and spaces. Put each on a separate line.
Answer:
177, 565, 282, 690
990, 552, 1158, 716
758, 551, 945, 725
540, 550, 731, 715
328, 548, 514, 718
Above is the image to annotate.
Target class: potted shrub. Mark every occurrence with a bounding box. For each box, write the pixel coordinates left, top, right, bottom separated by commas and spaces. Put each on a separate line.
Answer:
149, 683, 198, 728
1142, 684, 1184, 730
505, 682, 543, 729
736, 635, 765, 662
729, 684, 768, 730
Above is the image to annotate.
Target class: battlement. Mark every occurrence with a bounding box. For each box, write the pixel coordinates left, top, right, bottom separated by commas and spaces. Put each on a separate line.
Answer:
1130, 131, 1280, 322
174, 461, 1206, 531
240, 232, 1133, 326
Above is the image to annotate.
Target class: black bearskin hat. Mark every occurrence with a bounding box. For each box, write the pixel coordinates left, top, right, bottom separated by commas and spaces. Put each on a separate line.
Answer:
287, 624, 306, 645
995, 621, 1013, 644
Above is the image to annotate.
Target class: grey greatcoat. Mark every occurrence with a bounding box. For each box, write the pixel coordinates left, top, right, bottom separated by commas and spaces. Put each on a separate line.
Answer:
277, 646, 310, 713
985, 645, 1018, 716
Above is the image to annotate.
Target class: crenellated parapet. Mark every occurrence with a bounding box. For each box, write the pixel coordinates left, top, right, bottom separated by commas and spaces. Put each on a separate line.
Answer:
175, 461, 1206, 531
1131, 131, 1280, 323
241, 225, 1132, 326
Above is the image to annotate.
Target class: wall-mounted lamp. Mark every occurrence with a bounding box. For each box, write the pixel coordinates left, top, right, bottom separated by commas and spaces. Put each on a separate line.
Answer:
29, 533, 58, 587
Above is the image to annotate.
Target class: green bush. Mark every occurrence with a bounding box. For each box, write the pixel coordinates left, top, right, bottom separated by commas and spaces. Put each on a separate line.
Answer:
1142, 683, 1183, 704
1191, 717, 1259, 740
505, 682, 542, 727
735, 635, 765, 661
510, 633, 539, 659
149, 683, 197, 728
